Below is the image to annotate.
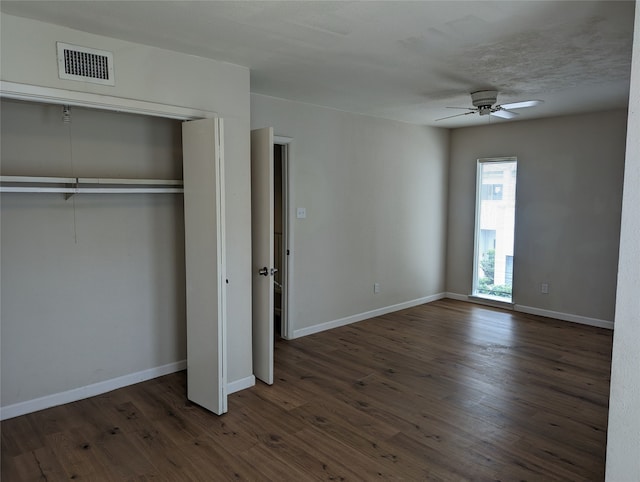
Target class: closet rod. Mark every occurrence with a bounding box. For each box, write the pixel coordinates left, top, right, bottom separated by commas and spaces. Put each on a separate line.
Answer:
1, 175, 183, 185
0, 175, 76, 184
0, 175, 184, 194
77, 178, 183, 186
0, 187, 184, 194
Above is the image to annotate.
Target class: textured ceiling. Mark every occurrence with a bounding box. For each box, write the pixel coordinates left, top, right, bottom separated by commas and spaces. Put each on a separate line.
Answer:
0, 1, 635, 127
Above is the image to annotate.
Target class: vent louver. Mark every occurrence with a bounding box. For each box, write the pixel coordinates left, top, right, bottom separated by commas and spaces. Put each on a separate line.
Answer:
57, 42, 115, 86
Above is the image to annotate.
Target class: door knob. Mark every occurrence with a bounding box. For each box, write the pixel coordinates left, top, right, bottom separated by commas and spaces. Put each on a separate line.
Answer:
258, 267, 269, 276
270, 268, 279, 276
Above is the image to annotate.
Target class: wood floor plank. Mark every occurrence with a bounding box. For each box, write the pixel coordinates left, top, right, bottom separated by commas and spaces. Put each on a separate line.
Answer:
9, 446, 69, 481
46, 428, 111, 480
236, 442, 319, 481
1, 299, 612, 480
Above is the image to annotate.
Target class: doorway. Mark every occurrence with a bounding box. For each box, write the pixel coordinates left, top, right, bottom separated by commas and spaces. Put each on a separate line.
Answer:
273, 142, 289, 339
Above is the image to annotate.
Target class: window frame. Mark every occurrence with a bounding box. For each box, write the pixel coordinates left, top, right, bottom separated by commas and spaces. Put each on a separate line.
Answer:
472, 157, 518, 302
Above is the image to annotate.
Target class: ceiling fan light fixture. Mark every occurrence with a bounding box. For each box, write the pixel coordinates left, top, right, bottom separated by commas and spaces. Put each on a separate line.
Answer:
471, 90, 498, 108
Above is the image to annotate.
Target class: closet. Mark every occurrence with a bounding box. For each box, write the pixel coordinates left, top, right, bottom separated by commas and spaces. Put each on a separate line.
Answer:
0, 98, 226, 417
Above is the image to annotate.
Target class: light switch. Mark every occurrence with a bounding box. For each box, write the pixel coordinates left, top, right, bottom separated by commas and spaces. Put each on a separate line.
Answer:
297, 207, 307, 219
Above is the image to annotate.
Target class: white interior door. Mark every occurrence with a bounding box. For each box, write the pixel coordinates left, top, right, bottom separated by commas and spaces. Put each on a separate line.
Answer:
182, 118, 227, 414
251, 127, 274, 385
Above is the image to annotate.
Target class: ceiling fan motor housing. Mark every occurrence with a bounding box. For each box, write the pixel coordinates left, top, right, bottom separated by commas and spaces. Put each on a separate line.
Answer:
471, 90, 498, 115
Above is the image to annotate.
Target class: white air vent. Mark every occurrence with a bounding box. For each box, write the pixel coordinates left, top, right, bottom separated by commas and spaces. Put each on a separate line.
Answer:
57, 42, 115, 86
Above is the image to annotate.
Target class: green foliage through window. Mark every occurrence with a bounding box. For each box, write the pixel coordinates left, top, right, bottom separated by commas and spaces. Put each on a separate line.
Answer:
477, 249, 512, 298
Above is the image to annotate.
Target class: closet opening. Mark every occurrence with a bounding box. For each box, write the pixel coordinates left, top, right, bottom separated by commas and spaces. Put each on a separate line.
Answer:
1, 94, 228, 418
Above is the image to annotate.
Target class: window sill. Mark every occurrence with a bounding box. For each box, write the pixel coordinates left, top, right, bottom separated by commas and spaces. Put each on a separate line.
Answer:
468, 295, 514, 310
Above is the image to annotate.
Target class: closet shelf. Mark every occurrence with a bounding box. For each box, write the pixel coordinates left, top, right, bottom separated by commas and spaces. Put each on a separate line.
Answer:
0, 175, 184, 194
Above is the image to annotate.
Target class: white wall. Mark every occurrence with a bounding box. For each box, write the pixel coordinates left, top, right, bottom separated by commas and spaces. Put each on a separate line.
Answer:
606, 1, 640, 477
251, 94, 449, 335
0, 13, 253, 409
447, 110, 627, 323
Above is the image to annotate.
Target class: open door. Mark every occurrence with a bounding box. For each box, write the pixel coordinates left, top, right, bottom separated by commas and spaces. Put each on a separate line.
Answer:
251, 127, 274, 385
182, 118, 227, 414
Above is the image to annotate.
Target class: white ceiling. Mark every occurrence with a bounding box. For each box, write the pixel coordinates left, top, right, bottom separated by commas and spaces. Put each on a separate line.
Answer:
1, 1, 635, 127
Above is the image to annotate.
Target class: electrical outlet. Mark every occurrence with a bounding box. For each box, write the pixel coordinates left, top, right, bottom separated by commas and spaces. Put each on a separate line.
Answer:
541, 283, 549, 294
374, 282, 380, 294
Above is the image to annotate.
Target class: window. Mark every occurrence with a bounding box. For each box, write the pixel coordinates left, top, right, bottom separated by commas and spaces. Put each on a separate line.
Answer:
473, 158, 517, 302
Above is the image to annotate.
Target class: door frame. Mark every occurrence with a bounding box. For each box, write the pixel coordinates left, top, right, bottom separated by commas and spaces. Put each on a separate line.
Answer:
0, 81, 214, 120
274, 135, 294, 340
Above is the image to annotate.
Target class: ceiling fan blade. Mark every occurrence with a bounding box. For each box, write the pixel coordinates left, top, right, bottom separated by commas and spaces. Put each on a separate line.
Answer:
491, 109, 518, 119
499, 100, 543, 110
446, 106, 476, 111
435, 111, 476, 121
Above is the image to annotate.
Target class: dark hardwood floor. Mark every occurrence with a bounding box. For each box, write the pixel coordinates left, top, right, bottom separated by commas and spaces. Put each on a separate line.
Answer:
1, 299, 613, 480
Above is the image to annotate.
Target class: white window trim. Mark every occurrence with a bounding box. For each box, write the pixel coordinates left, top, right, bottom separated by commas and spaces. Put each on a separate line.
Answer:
472, 157, 518, 302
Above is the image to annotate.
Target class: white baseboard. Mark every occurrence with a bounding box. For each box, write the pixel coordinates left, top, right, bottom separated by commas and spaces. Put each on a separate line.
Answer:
292, 293, 446, 338
444, 293, 614, 330
226, 375, 255, 394
0, 359, 187, 421
514, 304, 614, 330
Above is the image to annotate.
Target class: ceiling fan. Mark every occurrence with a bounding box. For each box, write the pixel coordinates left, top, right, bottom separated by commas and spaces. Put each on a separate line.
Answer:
436, 90, 543, 121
